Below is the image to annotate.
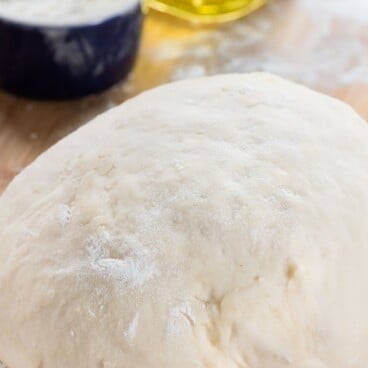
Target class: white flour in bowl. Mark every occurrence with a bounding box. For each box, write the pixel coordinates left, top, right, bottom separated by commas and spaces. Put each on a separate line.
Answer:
0, 0, 140, 26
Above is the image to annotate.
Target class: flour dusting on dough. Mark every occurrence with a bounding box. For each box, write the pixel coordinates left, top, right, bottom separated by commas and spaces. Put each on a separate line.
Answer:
95, 257, 156, 287
125, 313, 140, 342
57, 204, 72, 228
167, 302, 196, 336
84, 231, 157, 288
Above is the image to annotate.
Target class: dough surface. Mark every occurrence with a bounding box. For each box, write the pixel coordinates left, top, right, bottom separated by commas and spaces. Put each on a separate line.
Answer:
0, 73, 368, 368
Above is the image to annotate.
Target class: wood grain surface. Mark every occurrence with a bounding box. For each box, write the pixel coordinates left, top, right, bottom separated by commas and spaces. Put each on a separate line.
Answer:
1, 1, 367, 194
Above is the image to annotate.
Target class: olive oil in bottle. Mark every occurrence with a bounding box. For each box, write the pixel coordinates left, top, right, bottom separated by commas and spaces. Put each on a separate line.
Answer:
143, 0, 266, 23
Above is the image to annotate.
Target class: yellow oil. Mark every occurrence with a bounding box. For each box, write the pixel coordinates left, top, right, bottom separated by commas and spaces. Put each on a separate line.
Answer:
143, 0, 267, 24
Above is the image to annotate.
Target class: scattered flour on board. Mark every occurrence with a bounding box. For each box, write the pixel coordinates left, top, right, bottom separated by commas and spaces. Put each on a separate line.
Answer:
29, 132, 39, 141
302, 0, 368, 22
149, 0, 368, 90
124, 312, 140, 342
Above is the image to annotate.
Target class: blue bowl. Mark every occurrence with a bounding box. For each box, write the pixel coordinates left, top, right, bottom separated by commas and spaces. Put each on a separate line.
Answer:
0, 3, 143, 100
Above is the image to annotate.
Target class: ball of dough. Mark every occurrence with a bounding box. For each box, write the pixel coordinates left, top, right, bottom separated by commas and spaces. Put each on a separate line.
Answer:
1, 73, 368, 368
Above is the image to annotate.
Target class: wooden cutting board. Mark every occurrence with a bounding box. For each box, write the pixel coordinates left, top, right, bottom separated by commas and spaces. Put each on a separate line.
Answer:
1, 0, 367, 194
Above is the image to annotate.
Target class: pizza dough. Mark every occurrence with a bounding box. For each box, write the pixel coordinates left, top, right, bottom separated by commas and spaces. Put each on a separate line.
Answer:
1, 73, 368, 368
0, 0, 139, 25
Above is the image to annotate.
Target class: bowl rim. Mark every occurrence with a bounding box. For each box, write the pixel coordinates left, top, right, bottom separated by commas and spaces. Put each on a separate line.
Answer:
0, 1, 141, 31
